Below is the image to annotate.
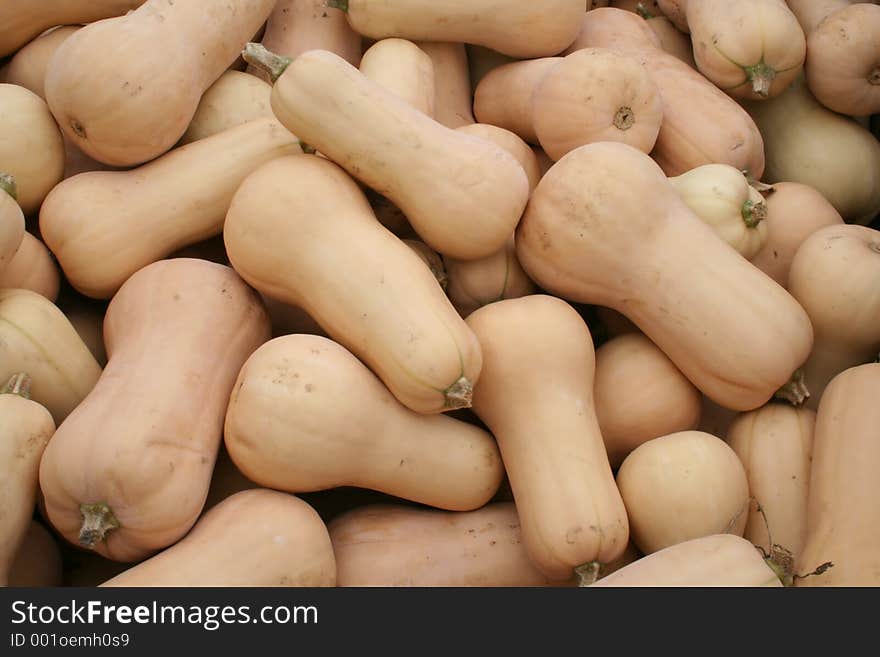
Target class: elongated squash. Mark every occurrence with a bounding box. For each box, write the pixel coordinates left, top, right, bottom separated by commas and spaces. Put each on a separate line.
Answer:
39, 259, 271, 562
45, 0, 276, 166
8, 521, 63, 587
101, 490, 336, 587
0, 233, 61, 301
360, 39, 435, 116
40, 117, 301, 299
0, 175, 24, 275
516, 142, 813, 411
224, 155, 482, 415
417, 42, 475, 128
3, 26, 80, 99
180, 71, 273, 144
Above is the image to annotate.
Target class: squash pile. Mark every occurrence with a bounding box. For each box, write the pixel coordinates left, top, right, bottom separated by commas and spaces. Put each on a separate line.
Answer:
1, 0, 879, 588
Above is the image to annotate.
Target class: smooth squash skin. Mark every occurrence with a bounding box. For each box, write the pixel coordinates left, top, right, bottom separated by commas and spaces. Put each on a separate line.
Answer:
45, 0, 277, 166
515, 142, 814, 412
646, 16, 695, 68
39, 259, 271, 562
180, 71, 273, 144
0, 0, 144, 57
403, 239, 447, 290
359, 39, 435, 116
260, 48, 529, 260
0, 84, 65, 216
417, 42, 475, 128
594, 333, 702, 469
750, 182, 844, 288
466, 295, 629, 581
0, 375, 56, 586
101, 490, 336, 587
40, 117, 302, 299
455, 124, 541, 192
225, 335, 503, 511
727, 404, 815, 577
3, 26, 80, 99
687, 0, 806, 100
8, 521, 63, 587
224, 155, 483, 415
787, 225, 880, 409
330, 503, 566, 587
656, 0, 689, 33
331, 0, 584, 59
569, 8, 765, 178
617, 431, 750, 555
0, 233, 61, 302
0, 176, 24, 275
0, 289, 101, 423
740, 77, 880, 225
593, 534, 783, 587
796, 364, 880, 586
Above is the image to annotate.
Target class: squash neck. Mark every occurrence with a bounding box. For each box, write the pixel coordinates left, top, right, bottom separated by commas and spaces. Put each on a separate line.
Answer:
0, 173, 16, 201
1, 373, 31, 399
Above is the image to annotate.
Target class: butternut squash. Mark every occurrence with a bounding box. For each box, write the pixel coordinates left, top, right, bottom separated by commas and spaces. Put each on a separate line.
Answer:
687, 0, 806, 99
727, 404, 815, 583
467, 295, 629, 581
417, 42, 475, 128
750, 182, 844, 288
617, 430, 749, 555
0, 374, 56, 586
593, 534, 783, 587
786, 0, 852, 34
533, 48, 663, 160
39, 259, 271, 562
101, 489, 336, 586
594, 333, 701, 468
8, 521, 63, 587
669, 164, 769, 259
656, 0, 689, 33
180, 71, 273, 144
0, 175, 24, 275
454, 125, 540, 192
403, 239, 447, 291
330, 503, 563, 587
224, 155, 483, 415
569, 7, 765, 177
45, 0, 277, 166
0, 84, 65, 216
0, 289, 101, 422
796, 363, 880, 586
248, 47, 529, 260
226, 335, 503, 510
4, 26, 80, 99
740, 77, 880, 225
247, 0, 362, 84
0, 232, 61, 302
360, 39, 435, 116
787, 224, 880, 408
0, 0, 144, 58
40, 117, 302, 299
646, 15, 696, 68
515, 142, 813, 411
328, 0, 584, 59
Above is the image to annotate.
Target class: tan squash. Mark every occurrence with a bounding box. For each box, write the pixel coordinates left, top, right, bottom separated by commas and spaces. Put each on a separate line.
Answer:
224, 155, 483, 415
727, 403, 815, 582
687, 0, 806, 99
39, 259, 271, 562
3, 26, 80, 99
45, 0, 277, 166
0, 0, 144, 57
330, 503, 565, 587
466, 44, 517, 93
0, 84, 65, 216
750, 182, 844, 288
8, 521, 63, 587
740, 77, 880, 225
617, 431, 750, 555
467, 295, 629, 581
0, 232, 61, 302
40, 117, 301, 299
360, 39, 435, 116
225, 335, 502, 510
101, 489, 336, 587
416, 42, 475, 128
0, 289, 101, 422
645, 15, 695, 68
0, 374, 56, 586
328, 0, 584, 59
533, 48, 663, 161
786, 0, 852, 34
568, 8, 765, 177
804, 3, 880, 117
593, 534, 783, 587
787, 224, 880, 409
180, 71, 273, 144
594, 332, 702, 468
796, 363, 880, 586
0, 175, 24, 275
656, 0, 689, 33
249, 47, 529, 260
247, 0, 361, 84
669, 164, 769, 259
516, 142, 813, 411
403, 239, 447, 290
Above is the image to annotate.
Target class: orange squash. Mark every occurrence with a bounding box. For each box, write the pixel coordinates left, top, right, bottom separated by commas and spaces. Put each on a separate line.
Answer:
0, 232, 61, 301
180, 71, 273, 144
785, 0, 851, 35
360, 38, 435, 116
417, 42, 475, 128
3, 26, 80, 99
645, 15, 695, 68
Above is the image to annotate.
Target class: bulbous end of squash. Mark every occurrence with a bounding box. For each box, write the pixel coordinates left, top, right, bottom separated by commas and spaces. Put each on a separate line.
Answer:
773, 369, 810, 406
242, 43, 293, 84
444, 376, 474, 411
1, 373, 31, 398
574, 561, 602, 587
0, 173, 17, 201
79, 502, 120, 548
